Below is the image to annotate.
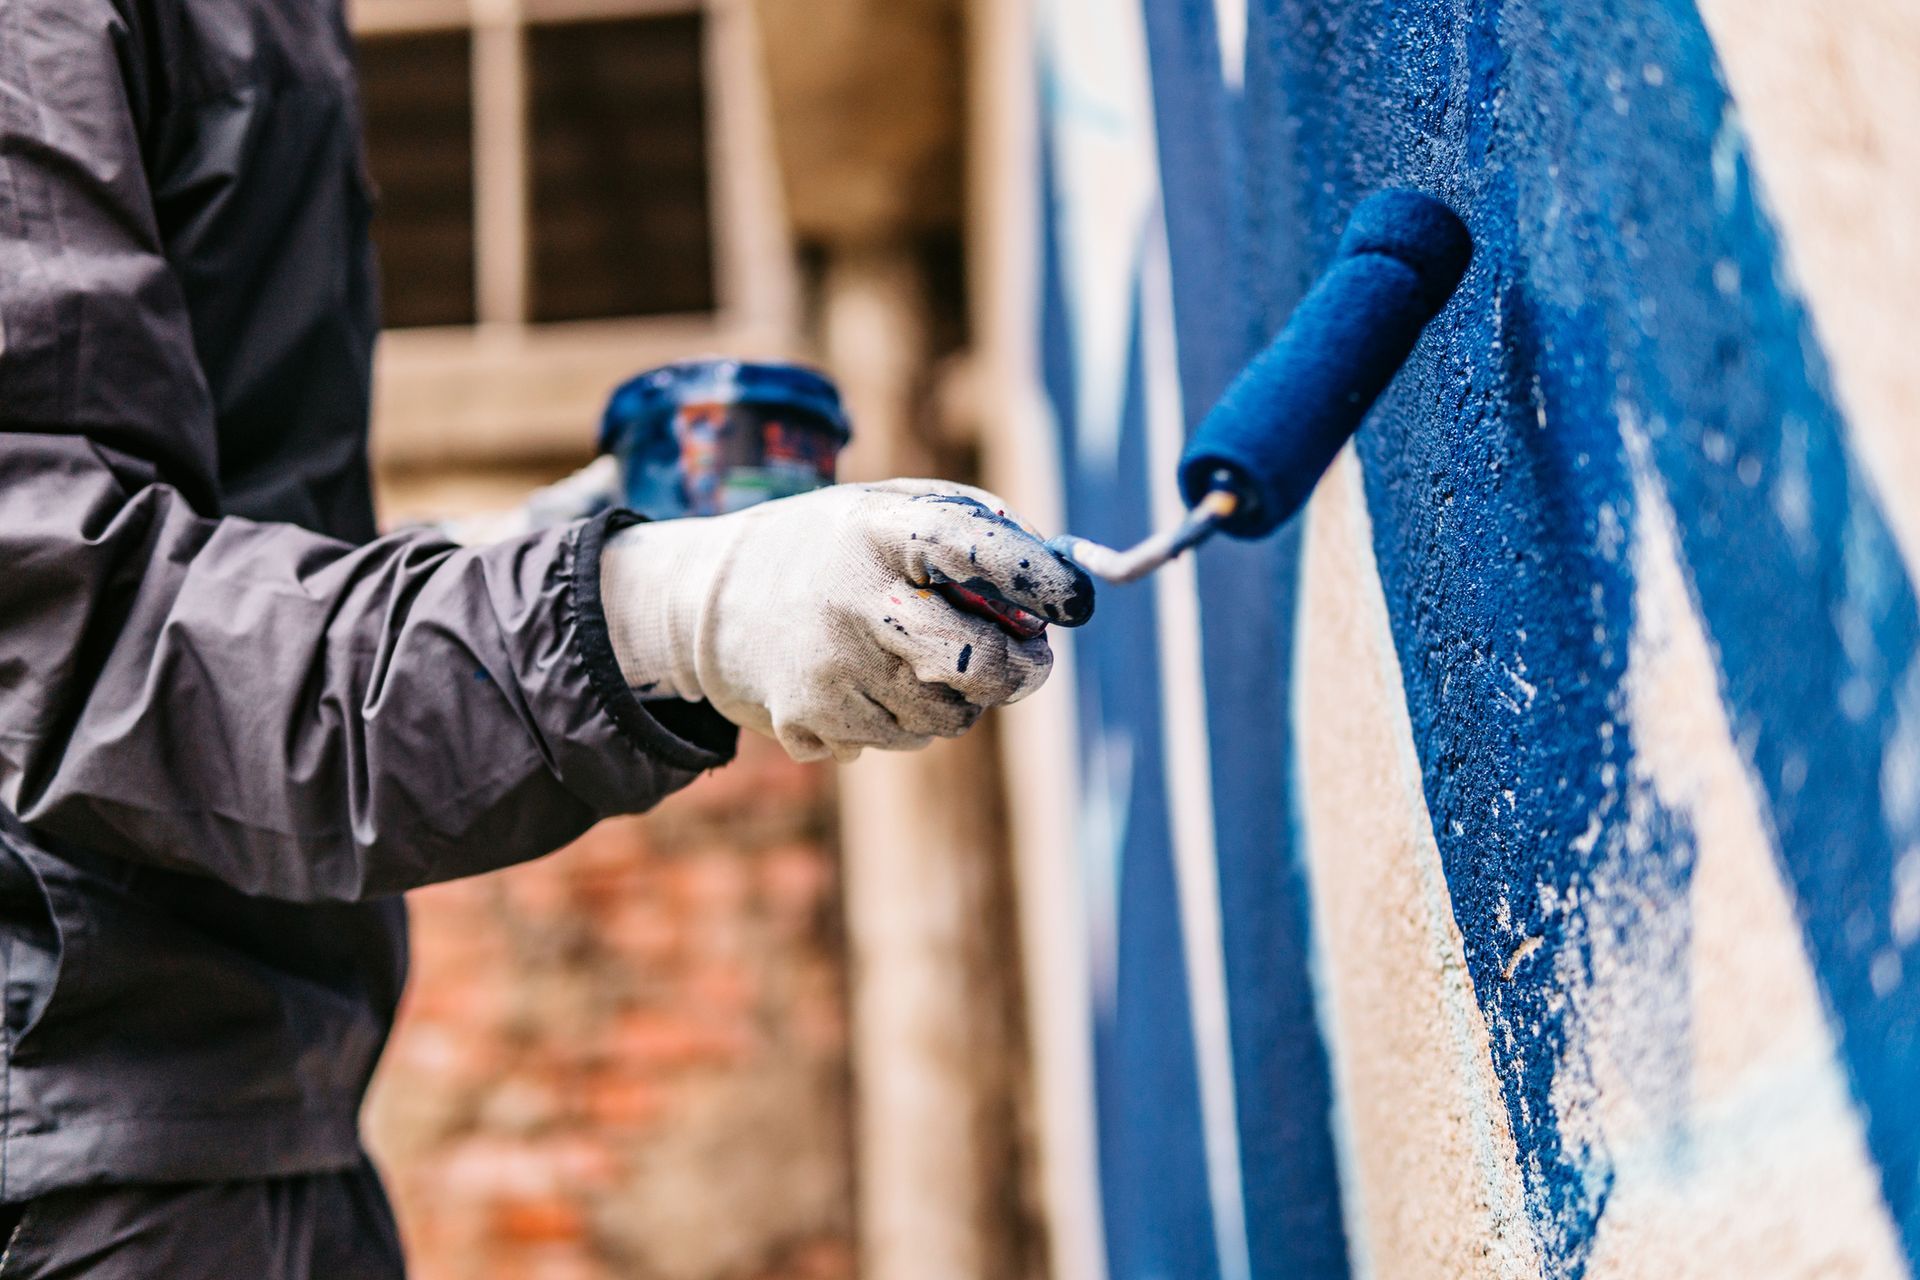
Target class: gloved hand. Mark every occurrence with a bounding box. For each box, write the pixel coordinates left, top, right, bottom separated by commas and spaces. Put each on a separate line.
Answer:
600, 479, 1096, 762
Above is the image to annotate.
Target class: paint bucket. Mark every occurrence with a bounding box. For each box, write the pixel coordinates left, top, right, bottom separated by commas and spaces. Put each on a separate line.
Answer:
599, 359, 852, 520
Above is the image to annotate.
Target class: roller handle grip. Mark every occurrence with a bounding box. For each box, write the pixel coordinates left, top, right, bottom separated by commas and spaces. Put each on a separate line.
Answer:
1178, 189, 1472, 538
935, 581, 1049, 640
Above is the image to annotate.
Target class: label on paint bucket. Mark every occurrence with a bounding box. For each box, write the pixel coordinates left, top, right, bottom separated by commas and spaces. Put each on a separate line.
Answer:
600, 359, 853, 520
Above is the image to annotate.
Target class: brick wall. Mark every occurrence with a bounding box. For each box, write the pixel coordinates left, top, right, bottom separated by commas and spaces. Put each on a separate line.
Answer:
365, 734, 854, 1280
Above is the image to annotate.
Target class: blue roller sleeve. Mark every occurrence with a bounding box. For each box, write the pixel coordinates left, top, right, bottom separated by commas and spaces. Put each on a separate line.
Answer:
1178, 189, 1472, 538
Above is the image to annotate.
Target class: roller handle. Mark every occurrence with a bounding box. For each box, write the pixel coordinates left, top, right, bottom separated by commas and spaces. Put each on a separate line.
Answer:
935, 581, 1049, 641
1177, 190, 1472, 539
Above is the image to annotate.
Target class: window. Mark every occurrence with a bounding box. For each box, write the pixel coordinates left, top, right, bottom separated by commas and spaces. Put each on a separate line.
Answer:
358, 30, 477, 328
528, 15, 714, 321
352, 0, 795, 466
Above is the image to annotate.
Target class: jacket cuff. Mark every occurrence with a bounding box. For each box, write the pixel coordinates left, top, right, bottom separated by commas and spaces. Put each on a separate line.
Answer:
570, 509, 739, 772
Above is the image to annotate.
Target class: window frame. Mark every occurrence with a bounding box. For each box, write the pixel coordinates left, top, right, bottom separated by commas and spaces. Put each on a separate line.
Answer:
351, 0, 798, 467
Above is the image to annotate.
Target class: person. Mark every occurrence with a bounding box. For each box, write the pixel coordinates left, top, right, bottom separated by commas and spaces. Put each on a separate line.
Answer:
0, 0, 1092, 1273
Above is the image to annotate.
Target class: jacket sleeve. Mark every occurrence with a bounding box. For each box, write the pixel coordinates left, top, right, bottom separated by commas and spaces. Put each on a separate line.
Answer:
0, 0, 736, 901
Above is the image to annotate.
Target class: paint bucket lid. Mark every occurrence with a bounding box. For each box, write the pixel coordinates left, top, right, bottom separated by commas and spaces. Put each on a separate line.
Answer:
599, 358, 852, 457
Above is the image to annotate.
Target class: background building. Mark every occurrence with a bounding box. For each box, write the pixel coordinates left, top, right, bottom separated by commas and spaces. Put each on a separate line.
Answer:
357, 1, 1036, 1276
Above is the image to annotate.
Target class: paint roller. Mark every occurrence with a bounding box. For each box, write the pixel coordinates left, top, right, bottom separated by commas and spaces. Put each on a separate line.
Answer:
933, 189, 1470, 638
1046, 188, 1472, 586
601, 189, 1470, 638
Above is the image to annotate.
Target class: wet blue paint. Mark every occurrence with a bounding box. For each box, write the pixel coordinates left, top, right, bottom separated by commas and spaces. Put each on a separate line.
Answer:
1232, 1, 1914, 1268
1177, 190, 1471, 536
1042, 154, 1225, 1274
1600, 6, 1920, 1250
913, 495, 1099, 623
1214, 3, 1705, 1265
1043, 0, 1920, 1274
1140, 2, 1355, 1274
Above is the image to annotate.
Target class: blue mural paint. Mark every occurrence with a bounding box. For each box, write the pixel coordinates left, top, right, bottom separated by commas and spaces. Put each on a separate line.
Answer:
1175, 191, 1472, 535
912, 494, 1099, 623
1041, 0, 1920, 1274
912, 492, 1033, 533
1042, 170, 1225, 1273
1592, 4, 1920, 1253
1215, 3, 1700, 1266
1041, 5, 1352, 1276
1139, 4, 1353, 1277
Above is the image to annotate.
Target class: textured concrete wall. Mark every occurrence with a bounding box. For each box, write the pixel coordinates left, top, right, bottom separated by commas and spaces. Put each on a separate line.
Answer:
1018, 0, 1920, 1276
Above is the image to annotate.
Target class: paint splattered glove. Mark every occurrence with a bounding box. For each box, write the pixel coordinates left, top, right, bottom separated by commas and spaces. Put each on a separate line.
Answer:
600, 479, 1096, 762
437, 456, 623, 545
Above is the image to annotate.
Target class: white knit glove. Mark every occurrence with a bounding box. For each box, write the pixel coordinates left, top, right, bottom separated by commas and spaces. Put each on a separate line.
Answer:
600, 479, 1096, 762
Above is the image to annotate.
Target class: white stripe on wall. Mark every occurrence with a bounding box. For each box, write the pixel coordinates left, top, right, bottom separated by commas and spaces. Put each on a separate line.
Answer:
1291, 451, 1543, 1280
1214, 0, 1247, 90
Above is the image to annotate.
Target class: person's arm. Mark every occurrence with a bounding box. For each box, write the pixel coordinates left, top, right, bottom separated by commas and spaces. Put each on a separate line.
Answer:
0, 0, 733, 902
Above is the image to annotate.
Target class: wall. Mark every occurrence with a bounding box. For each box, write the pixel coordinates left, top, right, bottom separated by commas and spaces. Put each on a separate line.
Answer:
1008, 0, 1920, 1276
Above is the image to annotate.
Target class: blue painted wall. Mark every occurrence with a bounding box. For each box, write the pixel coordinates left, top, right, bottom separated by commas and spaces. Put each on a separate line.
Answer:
1037, 1, 1920, 1275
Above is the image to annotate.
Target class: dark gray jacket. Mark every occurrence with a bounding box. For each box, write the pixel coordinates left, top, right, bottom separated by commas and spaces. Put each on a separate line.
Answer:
0, 0, 735, 1198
